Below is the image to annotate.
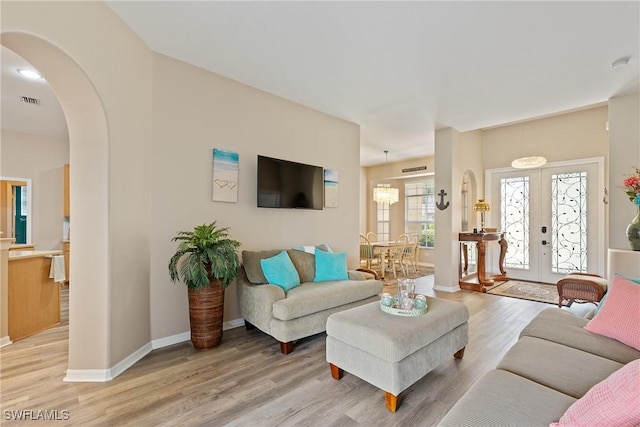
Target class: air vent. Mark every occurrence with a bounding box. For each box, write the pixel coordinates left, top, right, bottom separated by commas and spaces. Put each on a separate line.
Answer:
19, 96, 40, 105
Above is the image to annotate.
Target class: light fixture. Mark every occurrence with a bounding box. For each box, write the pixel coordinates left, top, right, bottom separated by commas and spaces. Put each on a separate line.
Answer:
17, 68, 43, 80
611, 56, 630, 69
373, 150, 399, 205
473, 199, 490, 232
511, 156, 547, 169
373, 184, 399, 206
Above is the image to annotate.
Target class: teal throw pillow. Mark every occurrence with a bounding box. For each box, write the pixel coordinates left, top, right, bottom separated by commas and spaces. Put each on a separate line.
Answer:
260, 251, 301, 291
595, 274, 640, 314
314, 250, 349, 282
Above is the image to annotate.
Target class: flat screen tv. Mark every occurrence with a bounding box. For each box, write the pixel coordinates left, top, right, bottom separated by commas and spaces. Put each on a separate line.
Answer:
257, 155, 324, 210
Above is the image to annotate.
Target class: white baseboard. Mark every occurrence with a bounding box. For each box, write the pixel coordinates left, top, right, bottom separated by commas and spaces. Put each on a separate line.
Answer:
151, 331, 190, 350
64, 318, 246, 383
0, 336, 12, 348
64, 369, 111, 382
433, 284, 461, 293
151, 318, 244, 350
110, 342, 153, 379
224, 318, 245, 330
64, 341, 153, 383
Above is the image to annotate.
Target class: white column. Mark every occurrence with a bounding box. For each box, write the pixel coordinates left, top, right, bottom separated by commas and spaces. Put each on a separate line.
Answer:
608, 249, 640, 278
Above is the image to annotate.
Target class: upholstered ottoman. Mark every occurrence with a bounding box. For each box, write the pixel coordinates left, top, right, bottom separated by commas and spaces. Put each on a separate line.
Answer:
326, 298, 469, 412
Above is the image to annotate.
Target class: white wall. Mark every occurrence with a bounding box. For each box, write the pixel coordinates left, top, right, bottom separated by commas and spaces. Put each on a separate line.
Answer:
608, 92, 640, 250
0, 130, 69, 250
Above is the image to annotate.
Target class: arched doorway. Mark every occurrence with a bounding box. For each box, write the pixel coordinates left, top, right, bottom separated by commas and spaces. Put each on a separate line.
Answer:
2, 32, 111, 378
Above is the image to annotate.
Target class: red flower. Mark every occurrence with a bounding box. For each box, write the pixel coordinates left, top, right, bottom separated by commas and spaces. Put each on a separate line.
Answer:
622, 167, 640, 204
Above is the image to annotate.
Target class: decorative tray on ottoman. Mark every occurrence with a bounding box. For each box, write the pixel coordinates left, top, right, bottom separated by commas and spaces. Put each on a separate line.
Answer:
379, 298, 428, 317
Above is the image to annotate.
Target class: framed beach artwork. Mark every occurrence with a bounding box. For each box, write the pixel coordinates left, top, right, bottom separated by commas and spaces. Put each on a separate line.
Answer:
324, 169, 339, 208
212, 148, 239, 203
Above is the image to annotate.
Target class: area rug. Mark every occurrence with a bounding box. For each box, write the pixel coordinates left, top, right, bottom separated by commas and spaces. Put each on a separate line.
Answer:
487, 280, 559, 305
381, 267, 434, 295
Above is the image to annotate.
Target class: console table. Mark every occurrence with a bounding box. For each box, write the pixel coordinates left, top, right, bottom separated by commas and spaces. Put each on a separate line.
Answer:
459, 232, 508, 292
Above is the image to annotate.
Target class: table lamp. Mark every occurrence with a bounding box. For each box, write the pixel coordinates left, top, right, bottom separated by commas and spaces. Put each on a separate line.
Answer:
473, 199, 490, 233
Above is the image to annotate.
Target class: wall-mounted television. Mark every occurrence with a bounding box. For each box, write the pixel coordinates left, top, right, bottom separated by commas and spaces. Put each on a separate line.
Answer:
257, 155, 324, 210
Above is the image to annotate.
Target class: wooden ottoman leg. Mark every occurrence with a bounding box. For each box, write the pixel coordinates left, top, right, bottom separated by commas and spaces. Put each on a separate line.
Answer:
330, 363, 344, 380
385, 392, 399, 412
454, 347, 465, 359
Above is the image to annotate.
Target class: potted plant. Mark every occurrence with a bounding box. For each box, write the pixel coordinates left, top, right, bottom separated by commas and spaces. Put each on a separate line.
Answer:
169, 222, 241, 350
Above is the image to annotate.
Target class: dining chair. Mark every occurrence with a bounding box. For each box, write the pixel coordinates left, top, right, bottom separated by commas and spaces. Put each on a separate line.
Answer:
359, 234, 382, 272
366, 232, 379, 242
402, 235, 419, 274
366, 232, 384, 258
386, 236, 408, 279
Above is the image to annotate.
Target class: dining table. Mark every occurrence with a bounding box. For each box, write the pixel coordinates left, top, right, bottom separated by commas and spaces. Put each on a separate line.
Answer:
370, 241, 396, 279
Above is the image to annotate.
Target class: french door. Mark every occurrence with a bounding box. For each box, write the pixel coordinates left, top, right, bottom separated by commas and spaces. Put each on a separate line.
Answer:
488, 159, 604, 284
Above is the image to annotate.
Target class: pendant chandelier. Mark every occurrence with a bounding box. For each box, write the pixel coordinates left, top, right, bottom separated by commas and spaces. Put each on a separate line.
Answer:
373, 184, 399, 205
512, 122, 547, 169
373, 150, 399, 205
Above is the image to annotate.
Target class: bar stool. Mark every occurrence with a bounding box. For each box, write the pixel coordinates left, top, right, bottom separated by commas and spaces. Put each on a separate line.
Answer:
556, 273, 608, 308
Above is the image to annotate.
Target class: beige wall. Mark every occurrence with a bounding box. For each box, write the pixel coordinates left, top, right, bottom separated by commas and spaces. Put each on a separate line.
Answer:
3, 2, 361, 378
150, 53, 361, 339
2, 1, 152, 375
1, 130, 69, 250
363, 107, 609, 276
481, 105, 609, 170
363, 156, 437, 265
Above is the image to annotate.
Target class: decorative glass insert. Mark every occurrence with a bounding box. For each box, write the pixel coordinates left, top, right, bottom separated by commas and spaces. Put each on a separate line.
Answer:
551, 172, 587, 273
501, 177, 529, 269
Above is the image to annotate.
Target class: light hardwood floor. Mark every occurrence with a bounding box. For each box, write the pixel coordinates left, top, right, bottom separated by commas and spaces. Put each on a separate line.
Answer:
1, 279, 583, 426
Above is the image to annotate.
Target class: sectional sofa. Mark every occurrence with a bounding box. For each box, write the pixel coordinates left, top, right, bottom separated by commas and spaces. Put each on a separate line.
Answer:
439, 274, 640, 426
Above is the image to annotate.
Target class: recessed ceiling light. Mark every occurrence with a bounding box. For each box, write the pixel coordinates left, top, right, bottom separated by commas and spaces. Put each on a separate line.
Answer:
611, 56, 631, 69
17, 68, 43, 80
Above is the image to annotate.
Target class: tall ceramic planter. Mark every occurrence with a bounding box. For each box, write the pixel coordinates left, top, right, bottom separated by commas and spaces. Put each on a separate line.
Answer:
187, 278, 225, 350
627, 206, 640, 251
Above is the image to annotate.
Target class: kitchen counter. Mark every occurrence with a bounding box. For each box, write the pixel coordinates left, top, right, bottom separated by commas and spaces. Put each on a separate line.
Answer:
8, 250, 62, 341
8, 244, 36, 251
9, 250, 62, 261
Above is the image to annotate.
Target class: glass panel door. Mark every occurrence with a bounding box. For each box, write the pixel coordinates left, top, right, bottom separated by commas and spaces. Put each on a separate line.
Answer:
490, 160, 602, 284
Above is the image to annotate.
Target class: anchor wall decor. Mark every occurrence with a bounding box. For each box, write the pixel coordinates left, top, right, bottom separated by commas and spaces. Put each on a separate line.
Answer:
436, 189, 450, 210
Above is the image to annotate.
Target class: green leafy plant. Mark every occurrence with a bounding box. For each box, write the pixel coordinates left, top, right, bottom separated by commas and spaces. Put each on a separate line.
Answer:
169, 222, 241, 289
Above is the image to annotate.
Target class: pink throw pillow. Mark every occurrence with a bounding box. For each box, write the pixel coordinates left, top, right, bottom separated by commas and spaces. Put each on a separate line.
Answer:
584, 275, 640, 351
550, 359, 640, 427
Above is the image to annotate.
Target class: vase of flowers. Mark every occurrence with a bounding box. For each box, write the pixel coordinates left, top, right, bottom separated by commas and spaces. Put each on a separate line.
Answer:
623, 167, 640, 251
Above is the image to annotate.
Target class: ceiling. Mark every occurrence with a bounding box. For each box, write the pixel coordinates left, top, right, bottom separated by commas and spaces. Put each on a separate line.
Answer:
2, 2, 639, 166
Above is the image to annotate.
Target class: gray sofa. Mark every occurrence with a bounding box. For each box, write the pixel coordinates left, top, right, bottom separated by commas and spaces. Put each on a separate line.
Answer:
238, 249, 382, 354
439, 307, 640, 426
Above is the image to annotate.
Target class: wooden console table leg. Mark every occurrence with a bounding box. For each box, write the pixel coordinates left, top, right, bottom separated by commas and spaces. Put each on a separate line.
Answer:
476, 241, 494, 291
384, 391, 399, 412
498, 234, 508, 276
330, 363, 344, 380
462, 243, 468, 274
